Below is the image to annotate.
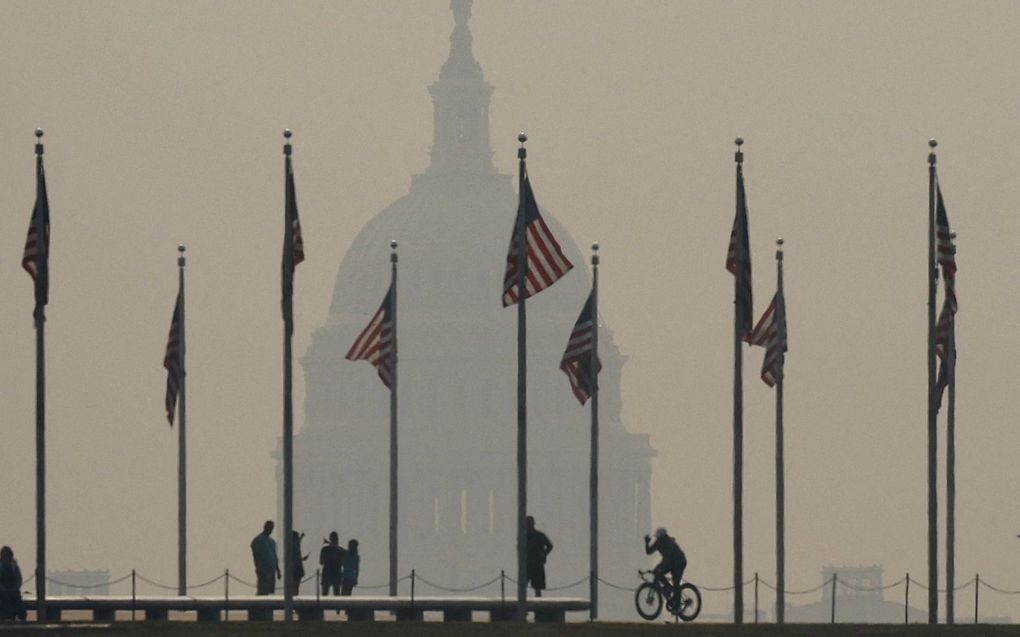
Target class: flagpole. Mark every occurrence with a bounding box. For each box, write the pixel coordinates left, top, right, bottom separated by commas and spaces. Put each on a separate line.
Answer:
282, 129, 295, 621
589, 242, 600, 622
927, 138, 939, 624
732, 137, 745, 624
389, 240, 399, 597
177, 245, 187, 597
775, 238, 785, 624
33, 128, 47, 623
515, 132, 529, 622
946, 232, 957, 624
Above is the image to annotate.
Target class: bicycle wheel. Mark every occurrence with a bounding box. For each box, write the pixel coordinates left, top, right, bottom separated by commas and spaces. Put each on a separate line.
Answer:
675, 582, 702, 621
634, 582, 663, 620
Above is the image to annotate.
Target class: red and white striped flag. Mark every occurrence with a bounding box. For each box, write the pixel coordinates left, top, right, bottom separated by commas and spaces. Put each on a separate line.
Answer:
560, 290, 602, 405
23, 160, 50, 312
281, 155, 304, 328
747, 292, 787, 387
346, 284, 395, 388
502, 171, 573, 307
164, 291, 183, 426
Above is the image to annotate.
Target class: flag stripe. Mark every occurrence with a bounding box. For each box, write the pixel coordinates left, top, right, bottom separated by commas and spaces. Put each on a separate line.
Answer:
502, 171, 574, 307
346, 285, 395, 389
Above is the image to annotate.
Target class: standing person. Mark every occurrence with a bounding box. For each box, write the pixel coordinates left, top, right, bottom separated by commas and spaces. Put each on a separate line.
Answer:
340, 539, 360, 596
319, 531, 345, 596
289, 530, 309, 596
0, 546, 26, 621
644, 527, 687, 592
250, 520, 280, 595
525, 515, 554, 597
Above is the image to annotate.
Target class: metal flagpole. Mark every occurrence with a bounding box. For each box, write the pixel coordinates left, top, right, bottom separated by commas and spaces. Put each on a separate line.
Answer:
177, 245, 188, 596
282, 129, 295, 621
33, 128, 47, 623
775, 238, 785, 624
927, 138, 939, 624
733, 138, 745, 624
946, 232, 957, 624
589, 242, 600, 621
389, 240, 399, 597
515, 132, 529, 622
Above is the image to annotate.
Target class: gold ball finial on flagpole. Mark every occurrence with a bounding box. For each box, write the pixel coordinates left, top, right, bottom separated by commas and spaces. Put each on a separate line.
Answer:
929, 138, 937, 148
178, 244, 186, 267
390, 239, 398, 250
735, 137, 744, 147
390, 239, 398, 263
518, 132, 527, 144
284, 129, 292, 139
35, 128, 44, 138
591, 241, 599, 266
735, 136, 744, 163
776, 237, 784, 261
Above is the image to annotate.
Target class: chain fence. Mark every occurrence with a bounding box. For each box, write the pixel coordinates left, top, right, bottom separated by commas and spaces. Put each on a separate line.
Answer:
22, 567, 1020, 624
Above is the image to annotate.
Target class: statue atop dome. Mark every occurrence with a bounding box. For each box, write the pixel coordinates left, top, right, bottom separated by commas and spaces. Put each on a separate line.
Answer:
427, 0, 496, 176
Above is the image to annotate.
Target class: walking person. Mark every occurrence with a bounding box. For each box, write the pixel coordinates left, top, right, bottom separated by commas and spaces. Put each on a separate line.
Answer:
340, 539, 359, 596
526, 515, 554, 597
319, 531, 345, 596
0, 546, 26, 621
250, 520, 280, 595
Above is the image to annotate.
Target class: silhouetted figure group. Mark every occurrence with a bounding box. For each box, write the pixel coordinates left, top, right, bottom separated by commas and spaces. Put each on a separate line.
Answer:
0, 546, 26, 622
319, 532, 359, 596
250, 521, 358, 596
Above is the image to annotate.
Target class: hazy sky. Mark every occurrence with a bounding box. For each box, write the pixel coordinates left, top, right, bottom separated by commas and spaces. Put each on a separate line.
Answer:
1, 0, 1018, 618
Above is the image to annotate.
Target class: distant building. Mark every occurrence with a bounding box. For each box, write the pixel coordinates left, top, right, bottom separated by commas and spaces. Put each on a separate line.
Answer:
275, 0, 654, 618
48, 570, 110, 596
786, 565, 926, 623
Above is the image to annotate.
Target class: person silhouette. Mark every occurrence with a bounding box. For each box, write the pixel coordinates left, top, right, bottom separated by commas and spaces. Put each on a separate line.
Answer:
526, 516, 553, 597
250, 520, 280, 595
0, 546, 26, 621
319, 531, 345, 596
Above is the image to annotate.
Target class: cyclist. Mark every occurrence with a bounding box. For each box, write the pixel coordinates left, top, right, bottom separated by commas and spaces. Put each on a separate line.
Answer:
644, 527, 686, 593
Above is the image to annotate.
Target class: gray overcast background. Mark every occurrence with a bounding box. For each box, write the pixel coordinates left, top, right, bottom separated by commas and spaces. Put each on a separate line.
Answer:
1, 0, 1018, 617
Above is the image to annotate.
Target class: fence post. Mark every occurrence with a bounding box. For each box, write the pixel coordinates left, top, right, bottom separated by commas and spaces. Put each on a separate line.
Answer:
830, 574, 837, 624
410, 569, 416, 611
500, 569, 506, 608
974, 573, 979, 624
224, 569, 229, 621
904, 573, 909, 624
131, 569, 136, 621
754, 572, 759, 623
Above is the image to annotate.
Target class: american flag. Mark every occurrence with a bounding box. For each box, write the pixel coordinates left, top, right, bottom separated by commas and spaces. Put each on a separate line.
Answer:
747, 292, 787, 387
346, 284, 395, 389
560, 290, 602, 405
502, 171, 573, 307
164, 291, 184, 426
726, 163, 753, 337
22, 160, 50, 312
933, 183, 957, 412
936, 185, 956, 278
281, 156, 304, 326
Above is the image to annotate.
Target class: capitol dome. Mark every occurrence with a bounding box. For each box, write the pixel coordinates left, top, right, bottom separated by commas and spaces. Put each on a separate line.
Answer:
282, 0, 653, 617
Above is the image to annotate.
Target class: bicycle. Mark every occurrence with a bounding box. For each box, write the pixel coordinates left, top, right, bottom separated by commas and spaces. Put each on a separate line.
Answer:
634, 569, 702, 622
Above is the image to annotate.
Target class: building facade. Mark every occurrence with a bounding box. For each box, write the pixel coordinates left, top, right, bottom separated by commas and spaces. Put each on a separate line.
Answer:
277, 0, 654, 617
